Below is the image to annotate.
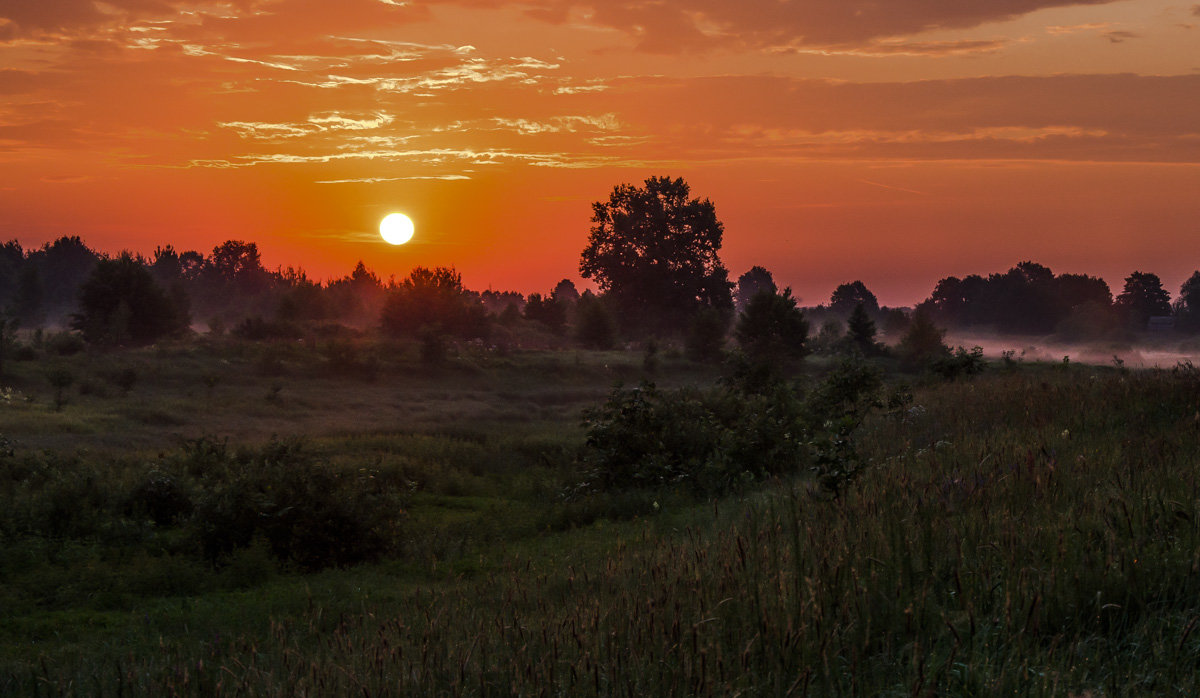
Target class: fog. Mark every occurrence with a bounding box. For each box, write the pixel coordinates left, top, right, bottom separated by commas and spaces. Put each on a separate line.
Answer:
944, 333, 1200, 369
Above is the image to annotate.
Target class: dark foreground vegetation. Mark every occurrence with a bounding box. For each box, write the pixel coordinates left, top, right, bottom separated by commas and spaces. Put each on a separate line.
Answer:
2, 334, 1200, 695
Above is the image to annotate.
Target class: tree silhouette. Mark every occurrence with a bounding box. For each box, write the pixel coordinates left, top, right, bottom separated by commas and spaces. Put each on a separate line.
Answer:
579, 176, 732, 334
1172, 271, 1200, 332
897, 308, 949, 367
72, 254, 190, 345
735, 288, 808, 362
845, 302, 880, 355
1115, 271, 1171, 329
830, 280, 879, 317
380, 266, 489, 340
734, 266, 776, 311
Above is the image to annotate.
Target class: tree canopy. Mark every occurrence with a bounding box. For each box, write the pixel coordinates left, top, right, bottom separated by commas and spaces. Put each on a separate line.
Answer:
71, 254, 190, 345
579, 176, 732, 334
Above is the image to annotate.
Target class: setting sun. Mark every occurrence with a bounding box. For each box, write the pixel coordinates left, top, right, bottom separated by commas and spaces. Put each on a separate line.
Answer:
380, 213, 415, 246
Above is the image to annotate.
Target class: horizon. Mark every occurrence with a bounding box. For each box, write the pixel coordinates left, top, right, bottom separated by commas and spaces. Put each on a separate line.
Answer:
2, 1, 1198, 306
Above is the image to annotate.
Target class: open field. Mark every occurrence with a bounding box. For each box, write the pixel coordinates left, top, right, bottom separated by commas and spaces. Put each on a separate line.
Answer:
4, 339, 1200, 695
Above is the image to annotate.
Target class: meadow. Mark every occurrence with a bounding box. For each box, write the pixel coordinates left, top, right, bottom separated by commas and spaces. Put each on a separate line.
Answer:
3, 334, 1200, 695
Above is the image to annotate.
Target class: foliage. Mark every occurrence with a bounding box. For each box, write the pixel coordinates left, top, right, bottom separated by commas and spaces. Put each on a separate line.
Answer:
582, 356, 883, 496
579, 176, 732, 334
523, 292, 568, 334
684, 307, 729, 362
380, 266, 490, 340
932, 345, 987, 380
897, 307, 950, 368
71, 254, 189, 346
734, 288, 808, 362
844, 301, 881, 355
1115, 270, 1172, 329
922, 261, 1112, 334
829, 280, 879, 317
574, 294, 618, 349
733, 265, 775, 311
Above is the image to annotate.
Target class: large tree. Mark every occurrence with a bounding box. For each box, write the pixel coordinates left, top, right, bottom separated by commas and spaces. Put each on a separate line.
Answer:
579, 176, 732, 334
829, 280, 879, 317
380, 266, 489, 340
1115, 271, 1171, 329
734, 266, 776, 311
72, 254, 190, 345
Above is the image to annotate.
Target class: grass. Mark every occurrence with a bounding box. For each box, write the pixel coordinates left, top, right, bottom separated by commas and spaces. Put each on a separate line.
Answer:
3, 338, 1200, 694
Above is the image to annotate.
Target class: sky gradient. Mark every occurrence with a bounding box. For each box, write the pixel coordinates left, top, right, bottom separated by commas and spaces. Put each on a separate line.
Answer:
2, 0, 1198, 305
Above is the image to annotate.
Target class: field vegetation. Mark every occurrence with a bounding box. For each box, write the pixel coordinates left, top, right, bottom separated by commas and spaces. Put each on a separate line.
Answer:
2, 330, 1200, 695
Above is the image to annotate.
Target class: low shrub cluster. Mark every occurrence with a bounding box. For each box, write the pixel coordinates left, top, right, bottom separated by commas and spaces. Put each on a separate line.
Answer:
581, 356, 896, 496
0, 437, 406, 575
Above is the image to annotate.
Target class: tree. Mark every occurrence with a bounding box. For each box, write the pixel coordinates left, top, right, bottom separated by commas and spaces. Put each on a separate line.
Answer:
574, 292, 617, 349
1114, 271, 1171, 329
380, 266, 488, 340
579, 176, 732, 334
551, 279, 580, 305
735, 288, 808, 362
1174, 271, 1200, 332
897, 308, 950, 368
72, 254, 190, 345
524, 292, 567, 334
829, 281, 879, 317
207, 240, 269, 292
734, 266, 776, 311
845, 302, 880, 355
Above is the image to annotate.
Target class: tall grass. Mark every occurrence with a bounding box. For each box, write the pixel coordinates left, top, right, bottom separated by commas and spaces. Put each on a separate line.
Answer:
6, 363, 1200, 694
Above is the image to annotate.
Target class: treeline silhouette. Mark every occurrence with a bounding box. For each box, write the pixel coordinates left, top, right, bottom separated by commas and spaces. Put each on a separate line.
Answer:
2, 234, 1198, 351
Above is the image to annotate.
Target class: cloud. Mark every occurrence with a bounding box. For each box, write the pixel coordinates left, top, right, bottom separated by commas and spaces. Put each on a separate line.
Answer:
785, 38, 1012, 58
1103, 30, 1139, 43
434, 0, 1123, 51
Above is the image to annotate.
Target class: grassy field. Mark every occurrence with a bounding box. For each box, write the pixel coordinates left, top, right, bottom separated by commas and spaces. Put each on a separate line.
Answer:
3, 336, 1200, 695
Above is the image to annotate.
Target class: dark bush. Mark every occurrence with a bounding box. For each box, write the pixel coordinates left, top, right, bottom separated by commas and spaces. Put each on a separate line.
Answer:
932, 345, 987, 380
127, 471, 193, 527
188, 439, 404, 570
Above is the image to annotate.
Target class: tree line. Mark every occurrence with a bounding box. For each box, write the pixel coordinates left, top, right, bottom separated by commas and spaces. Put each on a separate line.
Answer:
3, 176, 1199, 355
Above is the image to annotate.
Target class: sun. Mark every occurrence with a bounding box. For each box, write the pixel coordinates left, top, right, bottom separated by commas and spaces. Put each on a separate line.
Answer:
380, 212, 415, 245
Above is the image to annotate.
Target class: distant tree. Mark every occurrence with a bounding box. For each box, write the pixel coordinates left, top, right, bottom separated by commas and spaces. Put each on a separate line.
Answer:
1114, 271, 1171, 329
23, 236, 99, 320
0, 240, 22, 307
326, 261, 385, 322
734, 266, 776, 311
11, 265, 43, 325
579, 176, 732, 334
829, 281, 879, 318
524, 292, 567, 334
72, 254, 190, 345
551, 279, 580, 305
845, 302, 880, 355
207, 240, 269, 292
380, 266, 488, 340
150, 245, 183, 282
735, 288, 808, 362
574, 292, 617, 349
1174, 271, 1200, 332
897, 308, 950, 368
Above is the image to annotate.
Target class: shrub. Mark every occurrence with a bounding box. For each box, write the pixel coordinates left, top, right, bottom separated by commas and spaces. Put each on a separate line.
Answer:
126, 471, 193, 527
188, 439, 404, 570
932, 345, 987, 380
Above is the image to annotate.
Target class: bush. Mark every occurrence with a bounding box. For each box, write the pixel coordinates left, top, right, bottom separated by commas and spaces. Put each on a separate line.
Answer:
932, 345, 986, 380
189, 440, 404, 570
581, 356, 884, 497
126, 471, 193, 527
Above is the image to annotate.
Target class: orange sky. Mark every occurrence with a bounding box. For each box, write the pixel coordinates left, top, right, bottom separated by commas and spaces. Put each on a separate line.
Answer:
2, 0, 1199, 305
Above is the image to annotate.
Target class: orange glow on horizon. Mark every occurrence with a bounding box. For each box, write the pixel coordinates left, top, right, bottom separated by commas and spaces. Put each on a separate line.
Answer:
0, 1, 1197, 305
